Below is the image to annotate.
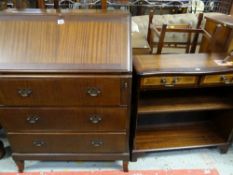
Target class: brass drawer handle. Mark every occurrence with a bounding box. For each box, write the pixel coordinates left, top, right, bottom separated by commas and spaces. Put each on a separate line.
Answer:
87, 87, 101, 97
33, 140, 45, 147
160, 77, 178, 87
26, 116, 40, 124
91, 140, 103, 147
18, 88, 32, 97
89, 115, 102, 124
220, 75, 232, 84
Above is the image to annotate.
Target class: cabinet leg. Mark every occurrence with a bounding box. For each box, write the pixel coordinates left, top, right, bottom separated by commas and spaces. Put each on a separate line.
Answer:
131, 154, 138, 162
123, 161, 128, 172
219, 144, 229, 154
0, 141, 5, 159
15, 160, 24, 173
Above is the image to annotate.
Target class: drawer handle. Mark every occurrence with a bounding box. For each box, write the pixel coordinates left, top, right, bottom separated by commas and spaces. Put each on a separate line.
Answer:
18, 88, 32, 97
220, 75, 232, 84
33, 140, 45, 147
87, 88, 101, 97
160, 77, 178, 87
27, 116, 40, 124
91, 140, 103, 147
89, 115, 102, 124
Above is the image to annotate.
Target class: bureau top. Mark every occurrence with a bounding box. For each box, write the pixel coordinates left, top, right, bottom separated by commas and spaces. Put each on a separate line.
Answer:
0, 9, 131, 73
134, 53, 233, 76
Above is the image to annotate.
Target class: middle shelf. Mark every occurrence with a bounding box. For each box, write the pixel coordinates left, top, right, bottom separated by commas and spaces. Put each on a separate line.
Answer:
138, 96, 233, 114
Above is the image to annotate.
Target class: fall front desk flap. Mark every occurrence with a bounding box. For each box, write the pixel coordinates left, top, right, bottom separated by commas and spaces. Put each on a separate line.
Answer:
0, 9, 131, 73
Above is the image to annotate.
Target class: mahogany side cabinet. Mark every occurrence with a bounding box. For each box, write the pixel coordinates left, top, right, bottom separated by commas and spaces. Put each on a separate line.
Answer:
0, 9, 132, 172
132, 53, 233, 160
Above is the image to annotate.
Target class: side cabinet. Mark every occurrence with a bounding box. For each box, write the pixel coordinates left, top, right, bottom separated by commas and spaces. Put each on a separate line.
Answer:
132, 54, 233, 161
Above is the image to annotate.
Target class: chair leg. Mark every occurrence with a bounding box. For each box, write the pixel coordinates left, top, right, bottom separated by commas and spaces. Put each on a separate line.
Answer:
186, 29, 192, 53
190, 13, 204, 53
156, 24, 167, 54
123, 161, 129, 172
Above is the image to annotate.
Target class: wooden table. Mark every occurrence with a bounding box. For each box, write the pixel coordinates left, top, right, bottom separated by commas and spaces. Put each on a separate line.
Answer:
132, 53, 233, 160
0, 9, 132, 172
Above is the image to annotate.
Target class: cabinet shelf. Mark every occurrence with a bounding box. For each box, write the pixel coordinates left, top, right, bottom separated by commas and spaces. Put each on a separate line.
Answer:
138, 96, 233, 114
133, 122, 226, 153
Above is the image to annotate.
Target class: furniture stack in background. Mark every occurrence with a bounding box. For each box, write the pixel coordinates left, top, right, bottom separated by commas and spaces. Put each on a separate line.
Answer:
131, 12, 227, 54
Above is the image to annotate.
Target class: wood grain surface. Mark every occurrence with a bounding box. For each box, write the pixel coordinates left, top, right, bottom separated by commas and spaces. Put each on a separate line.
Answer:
133, 53, 233, 75
134, 122, 226, 152
0, 107, 128, 132
8, 132, 127, 153
205, 14, 233, 28
0, 10, 131, 73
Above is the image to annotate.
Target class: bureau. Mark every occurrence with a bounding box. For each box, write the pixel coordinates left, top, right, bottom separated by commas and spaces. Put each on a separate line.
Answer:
132, 53, 233, 160
0, 9, 132, 172
199, 14, 233, 53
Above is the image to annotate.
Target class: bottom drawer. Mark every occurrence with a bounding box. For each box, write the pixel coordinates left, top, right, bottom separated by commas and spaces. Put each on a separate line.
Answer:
8, 133, 127, 153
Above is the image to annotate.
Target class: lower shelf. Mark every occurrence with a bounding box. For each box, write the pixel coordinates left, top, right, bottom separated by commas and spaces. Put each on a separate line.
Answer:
133, 122, 226, 153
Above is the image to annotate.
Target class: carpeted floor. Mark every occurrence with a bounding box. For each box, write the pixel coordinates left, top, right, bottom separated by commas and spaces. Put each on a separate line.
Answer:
0, 169, 220, 175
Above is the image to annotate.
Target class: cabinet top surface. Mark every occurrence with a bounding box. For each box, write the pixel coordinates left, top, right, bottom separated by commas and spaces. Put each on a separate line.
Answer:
134, 53, 233, 75
0, 9, 131, 73
205, 14, 233, 28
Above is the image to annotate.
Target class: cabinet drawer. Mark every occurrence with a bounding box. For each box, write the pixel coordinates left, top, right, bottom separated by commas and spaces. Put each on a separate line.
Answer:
8, 133, 127, 153
201, 73, 233, 86
141, 76, 197, 89
0, 107, 128, 132
0, 76, 130, 106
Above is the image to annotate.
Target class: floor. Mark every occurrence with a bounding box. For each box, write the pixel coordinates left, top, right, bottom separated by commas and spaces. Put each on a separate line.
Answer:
0, 130, 233, 174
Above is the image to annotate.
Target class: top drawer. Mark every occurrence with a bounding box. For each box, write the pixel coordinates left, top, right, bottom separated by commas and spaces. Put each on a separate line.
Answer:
0, 75, 131, 106
141, 75, 198, 89
201, 73, 233, 86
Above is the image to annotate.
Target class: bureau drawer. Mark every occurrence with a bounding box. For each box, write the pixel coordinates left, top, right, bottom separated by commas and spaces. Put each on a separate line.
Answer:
0, 76, 130, 106
141, 76, 197, 89
201, 73, 233, 86
8, 133, 127, 153
0, 107, 128, 132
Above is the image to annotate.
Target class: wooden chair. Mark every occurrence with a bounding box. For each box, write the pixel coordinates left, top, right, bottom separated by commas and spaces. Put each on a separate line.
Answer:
152, 24, 193, 54
147, 12, 204, 54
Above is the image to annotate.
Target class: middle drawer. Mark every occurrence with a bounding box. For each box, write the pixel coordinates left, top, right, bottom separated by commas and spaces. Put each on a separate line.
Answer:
0, 107, 128, 132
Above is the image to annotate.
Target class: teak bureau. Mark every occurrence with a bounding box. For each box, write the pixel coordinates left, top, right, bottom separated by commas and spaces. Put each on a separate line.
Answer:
0, 9, 132, 172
